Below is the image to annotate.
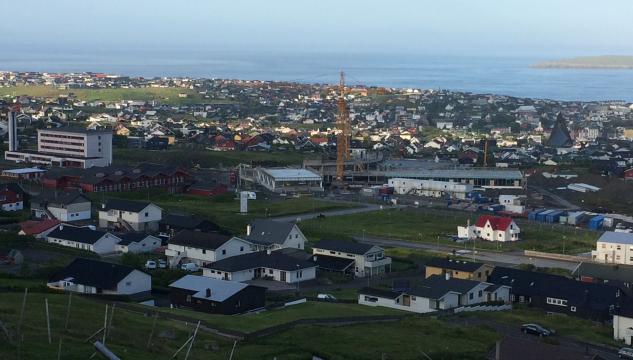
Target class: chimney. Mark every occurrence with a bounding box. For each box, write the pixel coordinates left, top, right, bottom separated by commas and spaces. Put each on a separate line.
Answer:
205, 288, 211, 298
445, 272, 451, 280
246, 224, 252, 236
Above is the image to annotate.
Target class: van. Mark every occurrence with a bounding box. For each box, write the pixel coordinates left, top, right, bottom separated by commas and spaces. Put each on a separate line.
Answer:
317, 294, 337, 302
181, 263, 199, 272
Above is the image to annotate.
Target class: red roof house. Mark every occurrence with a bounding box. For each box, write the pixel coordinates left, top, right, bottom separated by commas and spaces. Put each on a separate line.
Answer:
474, 215, 520, 242
19, 219, 61, 239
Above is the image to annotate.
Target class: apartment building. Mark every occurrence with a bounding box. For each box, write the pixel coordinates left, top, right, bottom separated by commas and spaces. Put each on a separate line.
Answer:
5, 127, 112, 168
592, 232, 633, 265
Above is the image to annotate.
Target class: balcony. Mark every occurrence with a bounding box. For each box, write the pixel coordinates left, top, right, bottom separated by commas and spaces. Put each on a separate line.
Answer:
366, 256, 392, 268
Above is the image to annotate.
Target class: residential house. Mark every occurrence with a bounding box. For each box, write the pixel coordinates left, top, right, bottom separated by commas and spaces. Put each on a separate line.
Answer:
18, 219, 60, 239
591, 232, 633, 265
116, 233, 162, 254
98, 199, 162, 232
168, 275, 265, 315
47, 258, 151, 297
244, 219, 306, 251
202, 250, 317, 284
159, 213, 222, 237
425, 258, 494, 281
31, 190, 92, 222
311, 239, 391, 278
165, 230, 252, 267
489, 266, 622, 321
474, 215, 520, 242
573, 262, 633, 295
614, 301, 633, 345
0, 183, 24, 212
46, 225, 122, 255
359, 274, 509, 314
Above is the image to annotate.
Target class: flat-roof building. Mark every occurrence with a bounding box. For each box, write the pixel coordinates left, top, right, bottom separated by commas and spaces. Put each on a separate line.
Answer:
254, 167, 323, 193
5, 127, 113, 169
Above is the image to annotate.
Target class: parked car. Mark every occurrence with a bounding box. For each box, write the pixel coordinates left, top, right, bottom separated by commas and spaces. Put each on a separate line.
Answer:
619, 347, 633, 359
521, 323, 553, 337
158, 260, 167, 269
181, 262, 199, 272
145, 260, 157, 270
317, 293, 337, 301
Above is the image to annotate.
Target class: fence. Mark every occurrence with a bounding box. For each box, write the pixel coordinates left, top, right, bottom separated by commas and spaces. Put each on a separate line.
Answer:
523, 250, 590, 263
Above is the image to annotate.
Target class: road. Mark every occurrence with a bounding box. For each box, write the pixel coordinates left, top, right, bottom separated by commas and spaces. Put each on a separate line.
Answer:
272, 203, 402, 223
356, 235, 581, 270
531, 185, 580, 210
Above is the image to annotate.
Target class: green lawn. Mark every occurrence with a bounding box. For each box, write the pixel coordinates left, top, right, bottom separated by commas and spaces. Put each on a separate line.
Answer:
0, 85, 233, 105
88, 190, 355, 234
300, 208, 600, 254
233, 317, 499, 359
113, 147, 317, 168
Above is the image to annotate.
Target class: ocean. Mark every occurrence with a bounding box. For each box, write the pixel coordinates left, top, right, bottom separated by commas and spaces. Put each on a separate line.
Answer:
2, 49, 633, 102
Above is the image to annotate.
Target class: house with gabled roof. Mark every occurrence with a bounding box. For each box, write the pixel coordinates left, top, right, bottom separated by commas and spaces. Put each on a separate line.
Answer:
98, 199, 162, 232
18, 219, 61, 239
0, 183, 25, 212
311, 239, 392, 278
165, 230, 252, 267
425, 258, 494, 281
31, 189, 91, 221
244, 219, 306, 251
47, 258, 151, 297
46, 225, 122, 255
474, 215, 520, 242
116, 233, 162, 254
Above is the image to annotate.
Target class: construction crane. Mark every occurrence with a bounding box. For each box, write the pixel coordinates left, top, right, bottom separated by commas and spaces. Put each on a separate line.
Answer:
335, 71, 350, 183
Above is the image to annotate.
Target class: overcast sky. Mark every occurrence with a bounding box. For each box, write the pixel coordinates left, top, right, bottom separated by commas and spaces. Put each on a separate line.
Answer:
1, 0, 632, 56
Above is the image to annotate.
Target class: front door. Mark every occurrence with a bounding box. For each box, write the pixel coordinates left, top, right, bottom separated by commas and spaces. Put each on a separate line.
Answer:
280, 271, 286, 282
402, 295, 411, 306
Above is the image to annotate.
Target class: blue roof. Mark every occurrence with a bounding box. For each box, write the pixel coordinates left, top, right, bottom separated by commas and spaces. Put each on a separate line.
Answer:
598, 232, 633, 245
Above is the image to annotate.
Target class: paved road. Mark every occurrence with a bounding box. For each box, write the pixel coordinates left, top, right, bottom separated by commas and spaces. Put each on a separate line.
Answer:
531, 185, 580, 210
272, 204, 401, 223
356, 236, 581, 270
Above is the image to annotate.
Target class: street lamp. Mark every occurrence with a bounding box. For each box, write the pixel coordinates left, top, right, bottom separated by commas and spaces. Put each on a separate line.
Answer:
296, 264, 300, 293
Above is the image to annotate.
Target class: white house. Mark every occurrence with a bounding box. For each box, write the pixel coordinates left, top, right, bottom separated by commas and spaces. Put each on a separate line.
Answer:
614, 304, 633, 345
202, 250, 317, 284
498, 195, 526, 214
117, 233, 162, 254
472, 215, 520, 242
358, 274, 510, 314
31, 190, 92, 222
0, 183, 24, 212
47, 258, 151, 297
165, 230, 252, 267
46, 225, 122, 255
98, 199, 162, 232
244, 219, 307, 251
311, 239, 391, 278
592, 232, 633, 265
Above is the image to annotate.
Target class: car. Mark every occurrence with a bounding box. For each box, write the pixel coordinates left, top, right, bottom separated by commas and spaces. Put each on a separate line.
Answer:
619, 347, 633, 359
521, 323, 553, 337
180, 262, 199, 272
144, 260, 157, 270
158, 259, 167, 269
317, 293, 337, 301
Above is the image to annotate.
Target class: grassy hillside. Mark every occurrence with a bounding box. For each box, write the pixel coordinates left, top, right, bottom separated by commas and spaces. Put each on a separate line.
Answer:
0, 85, 235, 105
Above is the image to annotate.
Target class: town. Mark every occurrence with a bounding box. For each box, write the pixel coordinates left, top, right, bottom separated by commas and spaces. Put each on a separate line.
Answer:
1, 69, 633, 359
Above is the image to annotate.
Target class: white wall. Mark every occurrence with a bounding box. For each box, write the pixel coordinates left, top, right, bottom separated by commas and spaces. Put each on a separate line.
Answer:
116, 270, 151, 295
120, 235, 161, 254
460, 283, 491, 306
283, 226, 306, 250
166, 237, 251, 265
1, 201, 23, 211
92, 234, 121, 254
593, 241, 633, 265
49, 204, 91, 222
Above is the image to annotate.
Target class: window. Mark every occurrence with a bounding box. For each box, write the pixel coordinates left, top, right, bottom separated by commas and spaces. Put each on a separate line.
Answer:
546, 297, 567, 307
269, 269, 273, 274
240, 246, 244, 252
222, 249, 226, 255
570, 306, 576, 312
617, 245, 622, 251
469, 293, 474, 300
601, 244, 606, 249
125, 281, 132, 286
478, 290, 483, 297
202, 249, 206, 254
364, 296, 378, 303
145, 212, 149, 217
186, 295, 192, 302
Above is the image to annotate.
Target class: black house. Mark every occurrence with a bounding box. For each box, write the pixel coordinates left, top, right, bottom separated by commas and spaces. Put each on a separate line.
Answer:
489, 266, 622, 321
159, 212, 223, 237
168, 274, 265, 315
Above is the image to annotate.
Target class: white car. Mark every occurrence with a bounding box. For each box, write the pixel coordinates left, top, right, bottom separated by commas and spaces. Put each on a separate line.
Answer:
317, 294, 337, 302
180, 262, 199, 272
158, 260, 167, 269
145, 260, 157, 270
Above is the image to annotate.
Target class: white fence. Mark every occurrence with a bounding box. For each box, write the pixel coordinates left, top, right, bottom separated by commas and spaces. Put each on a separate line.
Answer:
453, 304, 512, 314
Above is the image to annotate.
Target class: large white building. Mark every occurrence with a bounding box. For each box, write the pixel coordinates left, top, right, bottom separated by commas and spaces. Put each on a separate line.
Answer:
592, 232, 633, 265
254, 168, 323, 193
388, 178, 474, 199
5, 127, 113, 168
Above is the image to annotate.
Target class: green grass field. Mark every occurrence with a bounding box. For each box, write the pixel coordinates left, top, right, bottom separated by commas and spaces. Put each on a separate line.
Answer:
0, 85, 234, 105
88, 190, 355, 234
300, 208, 600, 254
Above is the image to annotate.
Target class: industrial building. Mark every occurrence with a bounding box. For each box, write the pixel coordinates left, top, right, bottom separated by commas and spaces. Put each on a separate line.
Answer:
5, 126, 113, 168
241, 166, 323, 193
388, 178, 474, 199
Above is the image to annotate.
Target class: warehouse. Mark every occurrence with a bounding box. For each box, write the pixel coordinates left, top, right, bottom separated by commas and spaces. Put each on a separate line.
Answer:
254, 167, 323, 193
388, 178, 474, 199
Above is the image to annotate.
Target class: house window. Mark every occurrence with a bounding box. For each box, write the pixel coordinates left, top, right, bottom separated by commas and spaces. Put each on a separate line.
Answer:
202, 249, 206, 254
125, 281, 131, 286
546, 297, 567, 307
222, 249, 226, 255
617, 245, 622, 251
601, 244, 606, 249
570, 306, 576, 312
469, 293, 474, 300
240, 246, 244, 252
186, 295, 192, 302
268, 269, 273, 274
478, 290, 483, 297
145, 212, 149, 217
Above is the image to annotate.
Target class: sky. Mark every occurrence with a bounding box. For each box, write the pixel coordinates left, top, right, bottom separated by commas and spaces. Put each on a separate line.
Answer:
1, 0, 632, 57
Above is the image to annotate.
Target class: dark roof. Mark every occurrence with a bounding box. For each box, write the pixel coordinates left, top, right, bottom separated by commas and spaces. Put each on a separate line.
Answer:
546, 113, 573, 148
160, 213, 214, 230
32, 189, 90, 207
489, 267, 621, 311
102, 199, 155, 212
169, 230, 233, 250
313, 255, 355, 272
359, 287, 401, 299
118, 233, 155, 246
40, 127, 111, 134
47, 225, 111, 245
425, 258, 485, 272
205, 250, 316, 272
49, 258, 142, 290
573, 262, 633, 284
312, 239, 375, 255
244, 219, 295, 245
410, 275, 483, 299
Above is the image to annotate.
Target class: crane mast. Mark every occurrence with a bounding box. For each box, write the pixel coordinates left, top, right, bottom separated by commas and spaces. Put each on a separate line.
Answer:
335, 71, 350, 183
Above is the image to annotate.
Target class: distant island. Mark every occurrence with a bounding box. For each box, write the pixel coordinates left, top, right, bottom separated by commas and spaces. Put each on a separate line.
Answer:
532, 55, 633, 69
